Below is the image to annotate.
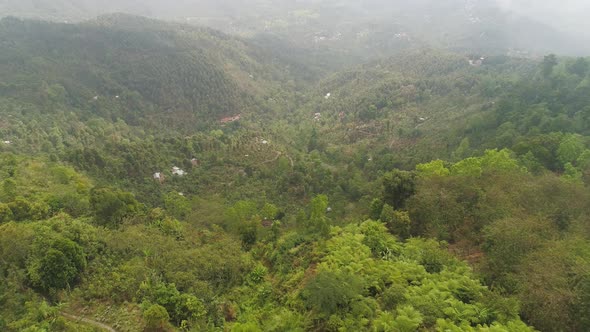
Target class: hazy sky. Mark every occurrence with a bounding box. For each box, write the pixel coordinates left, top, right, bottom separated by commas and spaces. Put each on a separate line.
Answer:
495, 0, 590, 35
2, 0, 589, 39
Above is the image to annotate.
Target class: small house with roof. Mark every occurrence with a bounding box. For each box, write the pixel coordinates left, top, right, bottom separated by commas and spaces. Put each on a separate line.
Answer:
153, 172, 165, 183
220, 114, 241, 124
172, 166, 186, 176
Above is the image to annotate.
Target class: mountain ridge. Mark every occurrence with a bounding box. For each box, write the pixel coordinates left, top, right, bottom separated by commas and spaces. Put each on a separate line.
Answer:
1, 0, 589, 57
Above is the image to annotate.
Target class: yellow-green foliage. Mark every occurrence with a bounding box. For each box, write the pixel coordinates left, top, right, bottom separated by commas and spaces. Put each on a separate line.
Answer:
227, 221, 532, 331
0, 154, 92, 221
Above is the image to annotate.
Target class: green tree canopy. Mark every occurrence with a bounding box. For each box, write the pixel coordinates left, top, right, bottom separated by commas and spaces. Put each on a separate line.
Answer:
27, 238, 86, 293
382, 170, 416, 209
90, 187, 140, 227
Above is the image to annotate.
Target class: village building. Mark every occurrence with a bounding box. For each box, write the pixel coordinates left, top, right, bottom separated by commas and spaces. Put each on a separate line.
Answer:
469, 57, 485, 67
220, 114, 241, 124
394, 32, 411, 41
172, 166, 186, 176
314, 35, 327, 43
153, 172, 165, 183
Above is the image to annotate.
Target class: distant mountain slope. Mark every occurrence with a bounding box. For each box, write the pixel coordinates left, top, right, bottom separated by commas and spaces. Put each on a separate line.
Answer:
289, 50, 538, 168
0, 15, 299, 131
1, 0, 588, 57
0, 15, 313, 206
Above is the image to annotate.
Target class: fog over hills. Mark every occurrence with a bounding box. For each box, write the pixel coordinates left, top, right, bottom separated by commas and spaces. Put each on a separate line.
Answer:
1, 0, 589, 56
496, 0, 590, 37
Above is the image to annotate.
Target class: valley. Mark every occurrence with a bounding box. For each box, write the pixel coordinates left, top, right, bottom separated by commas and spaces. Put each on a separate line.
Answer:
0, 7, 590, 332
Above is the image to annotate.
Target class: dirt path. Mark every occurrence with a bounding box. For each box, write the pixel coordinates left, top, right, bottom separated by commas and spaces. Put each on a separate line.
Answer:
60, 312, 118, 332
260, 151, 282, 164
260, 151, 295, 167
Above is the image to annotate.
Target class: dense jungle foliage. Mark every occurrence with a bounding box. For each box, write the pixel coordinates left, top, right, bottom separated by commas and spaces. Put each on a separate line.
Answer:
1, 15, 590, 332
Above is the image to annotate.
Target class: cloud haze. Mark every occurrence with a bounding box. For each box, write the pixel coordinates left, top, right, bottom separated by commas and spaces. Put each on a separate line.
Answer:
1, 0, 589, 52
494, 0, 590, 36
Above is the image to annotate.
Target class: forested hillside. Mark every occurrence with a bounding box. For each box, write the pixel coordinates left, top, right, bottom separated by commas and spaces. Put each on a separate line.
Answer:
0, 14, 305, 129
1, 14, 590, 332
2, 0, 589, 58
0, 15, 309, 205
0, 156, 534, 331
291, 51, 536, 167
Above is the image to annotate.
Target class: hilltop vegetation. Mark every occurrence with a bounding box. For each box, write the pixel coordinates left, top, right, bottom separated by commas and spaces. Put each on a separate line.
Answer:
0, 14, 590, 332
